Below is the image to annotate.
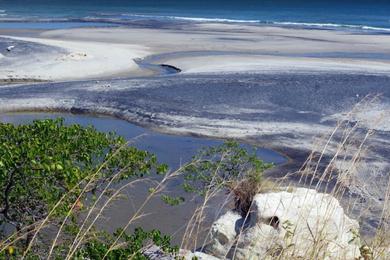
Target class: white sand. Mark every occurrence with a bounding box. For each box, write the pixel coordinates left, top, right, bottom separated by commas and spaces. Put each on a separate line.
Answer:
2, 23, 390, 81
167, 55, 390, 74
0, 36, 151, 81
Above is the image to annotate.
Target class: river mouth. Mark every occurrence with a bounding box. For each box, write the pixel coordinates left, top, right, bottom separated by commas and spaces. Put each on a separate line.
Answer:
0, 112, 287, 244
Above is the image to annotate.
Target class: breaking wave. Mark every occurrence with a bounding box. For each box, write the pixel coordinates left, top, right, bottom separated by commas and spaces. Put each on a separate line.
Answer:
1, 12, 390, 33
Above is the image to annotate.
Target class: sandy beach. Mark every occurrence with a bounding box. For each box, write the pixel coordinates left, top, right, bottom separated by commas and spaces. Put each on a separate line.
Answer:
0, 35, 150, 80
2, 23, 390, 81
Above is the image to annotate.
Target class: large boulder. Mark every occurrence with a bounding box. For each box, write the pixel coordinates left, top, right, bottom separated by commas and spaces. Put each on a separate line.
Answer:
202, 188, 362, 260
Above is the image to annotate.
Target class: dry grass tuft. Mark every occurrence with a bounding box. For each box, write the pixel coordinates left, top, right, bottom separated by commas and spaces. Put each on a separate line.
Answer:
227, 174, 277, 218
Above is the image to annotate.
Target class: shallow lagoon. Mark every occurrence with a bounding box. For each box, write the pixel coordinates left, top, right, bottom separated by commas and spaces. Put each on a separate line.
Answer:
0, 112, 287, 167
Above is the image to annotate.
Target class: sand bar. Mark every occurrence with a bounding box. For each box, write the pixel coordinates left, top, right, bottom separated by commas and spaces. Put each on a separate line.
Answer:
2, 23, 390, 81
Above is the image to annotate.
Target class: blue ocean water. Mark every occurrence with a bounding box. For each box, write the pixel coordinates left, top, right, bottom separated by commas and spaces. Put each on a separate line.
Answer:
0, 0, 389, 31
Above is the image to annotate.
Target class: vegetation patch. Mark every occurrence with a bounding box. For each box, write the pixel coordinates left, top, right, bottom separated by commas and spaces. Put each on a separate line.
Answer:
0, 118, 274, 259
0, 118, 170, 258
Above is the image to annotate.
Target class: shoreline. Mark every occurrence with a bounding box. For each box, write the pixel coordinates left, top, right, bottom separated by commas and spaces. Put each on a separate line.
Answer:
2, 16, 390, 34
0, 108, 292, 165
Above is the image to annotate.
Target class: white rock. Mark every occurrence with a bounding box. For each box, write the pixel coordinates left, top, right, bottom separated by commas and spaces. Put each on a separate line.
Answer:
234, 222, 282, 259
205, 188, 361, 260
250, 188, 361, 259
6, 45, 15, 51
204, 210, 242, 258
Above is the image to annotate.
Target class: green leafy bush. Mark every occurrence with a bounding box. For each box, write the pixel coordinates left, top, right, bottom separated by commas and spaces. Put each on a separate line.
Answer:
74, 228, 178, 260
1, 228, 177, 259
0, 119, 272, 259
181, 141, 273, 196
0, 118, 164, 233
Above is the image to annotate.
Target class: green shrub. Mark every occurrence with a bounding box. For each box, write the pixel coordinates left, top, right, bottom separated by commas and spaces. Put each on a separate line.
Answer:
0, 118, 164, 233
181, 141, 272, 196
74, 228, 178, 260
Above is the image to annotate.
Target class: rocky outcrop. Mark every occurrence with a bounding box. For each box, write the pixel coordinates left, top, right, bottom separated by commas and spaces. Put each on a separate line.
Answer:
198, 188, 362, 259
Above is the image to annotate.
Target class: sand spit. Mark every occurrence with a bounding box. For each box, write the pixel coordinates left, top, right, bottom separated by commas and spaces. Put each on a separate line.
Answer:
0, 35, 150, 81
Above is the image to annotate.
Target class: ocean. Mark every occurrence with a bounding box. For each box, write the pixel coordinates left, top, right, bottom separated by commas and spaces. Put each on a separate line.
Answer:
0, 0, 389, 31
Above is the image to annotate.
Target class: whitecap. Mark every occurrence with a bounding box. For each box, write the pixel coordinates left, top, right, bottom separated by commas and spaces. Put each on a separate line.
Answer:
272, 21, 390, 32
